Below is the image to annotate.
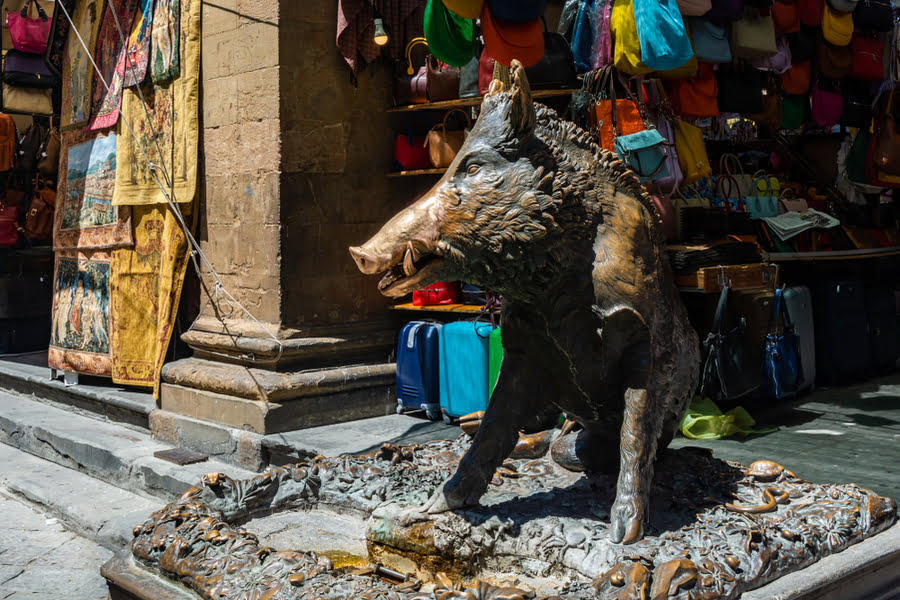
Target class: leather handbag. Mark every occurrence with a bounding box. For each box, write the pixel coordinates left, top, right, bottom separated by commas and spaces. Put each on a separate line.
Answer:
781, 59, 811, 94
651, 192, 678, 239
815, 34, 852, 78
752, 34, 793, 73
0, 203, 18, 247
821, 3, 853, 46
647, 80, 684, 192
2, 49, 58, 88
772, 0, 801, 34
614, 128, 670, 181
764, 287, 803, 400
412, 281, 460, 305
23, 180, 53, 241
719, 153, 754, 196
673, 117, 712, 183
853, 0, 893, 33
841, 81, 875, 128
395, 38, 429, 106
873, 89, 900, 176
798, 0, 824, 25
700, 285, 763, 404
478, 43, 494, 95
678, 0, 713, 16
590, 68, 647, 151
717, 66, 765, 113
670, 62, 720, 117
811, 79, 843, 127
633, 0, 695, 71
781, 92, 808, 129
426, 55, 460, 102
425, 108, 471, 168
705, 0, 745, 22
15, 120, 45, 172
36, 121, 59, 177
688, 17, 732, 63
6, 0, 50, 54
611, 0, 654, 75
459, 56, 480, 98
848, 34, 885, 81
393, 131, 431, 172
730, 9, 778, 59
786, 27, 816, 61
524, 29, 579, 90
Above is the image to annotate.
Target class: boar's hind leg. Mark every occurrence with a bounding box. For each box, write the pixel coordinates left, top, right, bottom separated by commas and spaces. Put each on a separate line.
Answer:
610, 386, 663, 544
421, 352, 553, 515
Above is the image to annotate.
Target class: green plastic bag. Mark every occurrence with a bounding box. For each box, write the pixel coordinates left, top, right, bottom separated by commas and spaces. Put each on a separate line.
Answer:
679, 396, 777, 439
488, 327, 502, 395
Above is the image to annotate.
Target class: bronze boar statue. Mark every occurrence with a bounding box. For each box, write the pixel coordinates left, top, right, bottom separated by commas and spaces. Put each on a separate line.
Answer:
349, 62, 699, 544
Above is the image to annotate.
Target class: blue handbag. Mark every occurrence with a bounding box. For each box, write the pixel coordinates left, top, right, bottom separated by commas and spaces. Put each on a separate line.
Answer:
745, 176, 781, 218
688, 17, 732, 63
764, 287, 803, 400
565, 0, 596, 72
614, 128, 670, 182
632, 0, 695, 71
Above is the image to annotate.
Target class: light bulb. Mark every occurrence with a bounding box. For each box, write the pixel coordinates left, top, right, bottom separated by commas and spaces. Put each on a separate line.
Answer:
373, 18, 389, 46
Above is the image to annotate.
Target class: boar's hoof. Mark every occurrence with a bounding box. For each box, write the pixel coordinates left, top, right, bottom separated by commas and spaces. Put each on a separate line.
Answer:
550, 429, 619, 474
610, 496, 645, 544
399, 484, 473, 526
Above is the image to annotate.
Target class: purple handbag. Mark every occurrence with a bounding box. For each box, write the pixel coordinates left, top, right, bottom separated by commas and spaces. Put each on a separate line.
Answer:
646, 80, 683, 193
705, 0, 745, 22
594, 0, 614, 69
811, 81, 843, 127
2, 49, 58, 88
752, 35, 792, 73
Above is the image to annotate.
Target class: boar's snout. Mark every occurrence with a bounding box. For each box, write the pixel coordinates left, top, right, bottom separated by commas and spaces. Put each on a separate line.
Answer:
348, 245, 391, 275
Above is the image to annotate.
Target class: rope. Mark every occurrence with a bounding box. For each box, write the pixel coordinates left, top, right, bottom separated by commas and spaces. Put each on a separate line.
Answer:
54, 0, 284, 364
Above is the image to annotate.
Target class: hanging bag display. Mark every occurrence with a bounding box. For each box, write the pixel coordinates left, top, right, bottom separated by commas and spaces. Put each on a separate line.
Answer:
632, 0, 695, 71
2, 49, 58, 88
673, 117, 712, 183
610, 0, 653, 75
730, 8, 778, 59
821, 3, 853, 46
848, 34, 885, 81
591, 67, 646, 150
688, 17, 732, 63
425, 108, 471, 168
614, 129, 670, 181
764, 286, 803, 400
669, 62, 720, 117
6, 0, 50, 54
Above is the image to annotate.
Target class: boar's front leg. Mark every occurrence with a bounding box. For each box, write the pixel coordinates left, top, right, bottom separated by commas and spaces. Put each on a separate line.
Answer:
419, 346, 553, 516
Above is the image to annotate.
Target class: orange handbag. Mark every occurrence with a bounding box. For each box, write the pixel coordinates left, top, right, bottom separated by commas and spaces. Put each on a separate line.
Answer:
772, 0, 801, 34
780, 59, 811, 94
590, 68, 646, 151
669, 62, 719, 118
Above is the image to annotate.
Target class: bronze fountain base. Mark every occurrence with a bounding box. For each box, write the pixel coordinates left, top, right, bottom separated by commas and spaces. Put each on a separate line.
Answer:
102, 433, 897, 600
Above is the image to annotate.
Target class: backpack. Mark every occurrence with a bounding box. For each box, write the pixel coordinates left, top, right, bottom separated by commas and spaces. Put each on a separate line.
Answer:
0, 114, 16, 171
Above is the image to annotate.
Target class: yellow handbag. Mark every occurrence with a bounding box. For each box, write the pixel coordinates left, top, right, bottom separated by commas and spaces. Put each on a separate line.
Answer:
611, 0, 653, 76
673, 118, 711, 184
822, 3, 853, 47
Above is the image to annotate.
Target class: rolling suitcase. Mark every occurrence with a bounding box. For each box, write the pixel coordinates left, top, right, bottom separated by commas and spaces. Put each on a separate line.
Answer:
782, 285, 816, 392
864, 286, 900, 373
396, 321, 442, 419
813, 280, 870, 384
439, 321, 493, 423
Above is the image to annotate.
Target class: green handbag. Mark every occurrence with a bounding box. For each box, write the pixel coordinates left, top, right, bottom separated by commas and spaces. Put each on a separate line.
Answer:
781, 93, 807, 130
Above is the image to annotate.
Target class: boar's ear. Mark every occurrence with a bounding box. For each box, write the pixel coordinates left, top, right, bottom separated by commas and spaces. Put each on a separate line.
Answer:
509, 60, 536, 137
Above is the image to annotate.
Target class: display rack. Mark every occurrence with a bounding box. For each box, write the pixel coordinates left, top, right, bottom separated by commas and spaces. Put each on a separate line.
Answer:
387, 89, 578, 113
390, 303, 496, 314
386, 168, 446, 178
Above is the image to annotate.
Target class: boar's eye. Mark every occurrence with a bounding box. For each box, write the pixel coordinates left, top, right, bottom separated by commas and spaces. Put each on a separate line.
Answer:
466, 164, 481, 176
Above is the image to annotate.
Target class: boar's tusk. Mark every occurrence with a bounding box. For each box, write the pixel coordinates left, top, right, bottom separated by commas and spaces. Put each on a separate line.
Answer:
403, 246, 417, 277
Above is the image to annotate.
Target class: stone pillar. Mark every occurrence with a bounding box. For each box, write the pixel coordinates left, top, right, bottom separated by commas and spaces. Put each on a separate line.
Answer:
156, 0, 420, 464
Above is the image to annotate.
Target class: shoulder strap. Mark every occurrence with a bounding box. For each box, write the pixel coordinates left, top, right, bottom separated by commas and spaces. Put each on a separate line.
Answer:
711, 284, 730, 334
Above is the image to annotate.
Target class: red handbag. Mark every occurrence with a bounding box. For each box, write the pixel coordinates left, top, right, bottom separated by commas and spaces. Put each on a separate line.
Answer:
772, 0, 801, 34
848, 35, 885, 81
412, 281, 460, 306
781, 60, 811, 94
6, 0, 51, 54
798, 0, 823, 26
669, 63, 719, 118
393, 132, 431, 172
478, 47, 495, 95
0, 205, 19, 247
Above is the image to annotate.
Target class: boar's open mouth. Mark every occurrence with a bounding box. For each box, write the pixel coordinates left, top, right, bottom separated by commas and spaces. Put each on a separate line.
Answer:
377, 242, 445, 296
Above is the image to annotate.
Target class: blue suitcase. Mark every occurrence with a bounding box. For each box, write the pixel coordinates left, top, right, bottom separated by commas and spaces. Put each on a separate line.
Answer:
396, 321, 442, 419
813, 280, 870, 384
439, 321, 493, 423
782, 285, 815, 393
864, 286, 900, 373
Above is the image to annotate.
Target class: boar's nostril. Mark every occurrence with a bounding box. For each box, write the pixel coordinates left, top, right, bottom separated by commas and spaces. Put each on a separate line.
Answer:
349, 246, 379, 274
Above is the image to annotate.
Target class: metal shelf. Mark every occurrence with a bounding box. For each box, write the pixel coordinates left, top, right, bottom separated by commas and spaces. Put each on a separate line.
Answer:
386, 168, 445, 178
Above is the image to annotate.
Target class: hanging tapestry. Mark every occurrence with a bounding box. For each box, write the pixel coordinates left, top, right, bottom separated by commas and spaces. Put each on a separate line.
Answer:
44, 0, 76, 76
55, 128, 133, 250
60, 0, 106, 130
150, 0, 179, 83
110, 202, 191, 394
113, 0, 197, 206
48, 251, 113, 377
85, 0, 140, 132
122, 0, 153, 87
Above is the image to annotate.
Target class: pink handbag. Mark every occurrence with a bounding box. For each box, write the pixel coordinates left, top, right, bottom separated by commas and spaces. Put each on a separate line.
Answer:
7, 0, 50, 54
810, 81, 843, 128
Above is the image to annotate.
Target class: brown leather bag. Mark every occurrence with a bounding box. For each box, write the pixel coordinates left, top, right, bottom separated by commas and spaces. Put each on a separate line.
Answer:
425, 108, 471, 168
394, 37, 429, 106
24, 182, 54, 241
426, 55, 460, 102
874, 90, 900, 176
815, 34, 851, 79
36, 122, 59, 177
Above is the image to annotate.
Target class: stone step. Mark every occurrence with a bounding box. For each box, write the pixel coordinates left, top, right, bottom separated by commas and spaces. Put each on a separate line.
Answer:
0, 353, 155, 431
0, 443, 161, 551
0, 388, 255, 503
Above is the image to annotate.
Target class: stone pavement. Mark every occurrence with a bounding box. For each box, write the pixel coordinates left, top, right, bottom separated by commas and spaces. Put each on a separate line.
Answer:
0, 490, 112, 599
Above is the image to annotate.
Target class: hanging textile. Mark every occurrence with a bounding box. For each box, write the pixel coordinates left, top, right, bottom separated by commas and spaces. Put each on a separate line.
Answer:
150, 0, 179, 82
110, 203, 191, 393
113, 0, 198, 206
44, 0, 77, 76
61, 0, 106, 130
123, 0, 153, 87
54, 128, 133, 250
48, 251, 113, 377
85, 0, 140, 132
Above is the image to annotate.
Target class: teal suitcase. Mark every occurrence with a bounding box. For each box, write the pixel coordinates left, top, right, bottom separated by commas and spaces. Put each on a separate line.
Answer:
439, 321, 493, 423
